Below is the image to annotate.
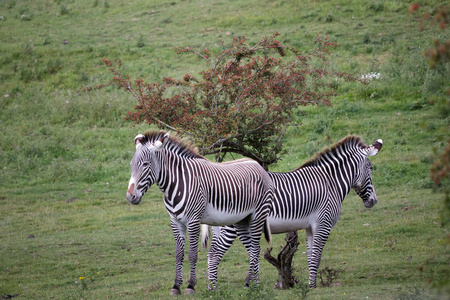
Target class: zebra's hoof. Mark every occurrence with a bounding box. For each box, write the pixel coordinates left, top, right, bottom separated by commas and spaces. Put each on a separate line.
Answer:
170, 288, 181, 295
185, 288, 195, 294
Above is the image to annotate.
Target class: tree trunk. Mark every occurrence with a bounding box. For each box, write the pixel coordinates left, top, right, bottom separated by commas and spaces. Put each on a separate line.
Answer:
263, 231, 300, 289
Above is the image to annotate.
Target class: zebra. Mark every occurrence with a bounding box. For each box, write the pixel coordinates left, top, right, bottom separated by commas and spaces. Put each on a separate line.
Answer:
202, 136, 383, 288
125, 131, 274, 295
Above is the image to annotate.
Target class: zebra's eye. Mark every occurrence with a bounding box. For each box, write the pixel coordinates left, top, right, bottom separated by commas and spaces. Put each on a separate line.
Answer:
142, 162, 149, 167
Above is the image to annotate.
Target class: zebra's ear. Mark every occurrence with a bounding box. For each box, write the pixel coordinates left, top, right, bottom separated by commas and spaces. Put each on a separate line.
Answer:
152, 132, 170, 150
162, 132, 170, 144
134, 134, 145, 150
367, 139, 383, 156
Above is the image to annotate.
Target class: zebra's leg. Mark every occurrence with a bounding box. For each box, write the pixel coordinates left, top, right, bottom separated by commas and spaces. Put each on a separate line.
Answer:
207, 225, 238, 290
307, 226, 331, 288
305, 228, 314, 285
244, 198, 272, 286
170, 217, 187, 295
185, 221, 201, 294
235, 224, 253, 286
236, 219, 264, 286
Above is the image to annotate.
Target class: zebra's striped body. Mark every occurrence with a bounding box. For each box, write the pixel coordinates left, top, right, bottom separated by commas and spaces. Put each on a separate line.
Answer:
126, 131, 273, 295
203, 136, 382, 288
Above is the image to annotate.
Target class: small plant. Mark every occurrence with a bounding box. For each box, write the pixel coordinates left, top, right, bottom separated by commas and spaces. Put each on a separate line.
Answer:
79, 72, 89, 84
20, 67, 34, 82
317, 266, 342, 287
76, 276, 89, 290
241, 281, 274, 300
43, 37, 51, 46
363, 32, 371, 44
293, 277, 310, 300
60, 4, 69, 16
197, 282, 233, 299
136, 34, 145, 48
47, 59, 63, 75
7, 0, 16, 9
20, 14, 32, 21
369, 2, 384, 12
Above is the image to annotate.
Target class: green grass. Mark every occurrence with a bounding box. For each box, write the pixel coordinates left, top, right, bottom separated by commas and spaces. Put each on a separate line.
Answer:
1, 0, 449, 299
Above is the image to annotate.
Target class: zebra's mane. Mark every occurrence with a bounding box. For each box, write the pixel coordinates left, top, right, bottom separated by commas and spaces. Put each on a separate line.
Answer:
299, 136, 367, 169
142, 131, 205, 159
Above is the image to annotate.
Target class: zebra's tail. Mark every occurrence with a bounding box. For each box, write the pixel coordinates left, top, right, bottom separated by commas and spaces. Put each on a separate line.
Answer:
201, 224, 209, 249
264, 219, 272, 245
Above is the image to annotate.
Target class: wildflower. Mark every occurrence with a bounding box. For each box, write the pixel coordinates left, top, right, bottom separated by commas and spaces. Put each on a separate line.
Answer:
79, 276, 86, 280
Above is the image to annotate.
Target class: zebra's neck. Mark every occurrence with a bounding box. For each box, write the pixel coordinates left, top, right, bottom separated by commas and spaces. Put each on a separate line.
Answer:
300, 147, 362, 201
156, 150, 203, 214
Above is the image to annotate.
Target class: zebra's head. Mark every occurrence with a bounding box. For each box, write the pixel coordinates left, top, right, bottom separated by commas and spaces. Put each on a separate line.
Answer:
353, 139, 383, 208
126, 132, 169, 205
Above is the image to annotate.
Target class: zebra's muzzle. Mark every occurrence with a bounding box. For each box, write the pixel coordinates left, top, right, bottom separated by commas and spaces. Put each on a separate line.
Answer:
363, 196, 377, 208
127, 178, 142, 205
126, 192, 142, 205
126, 182, 142, 205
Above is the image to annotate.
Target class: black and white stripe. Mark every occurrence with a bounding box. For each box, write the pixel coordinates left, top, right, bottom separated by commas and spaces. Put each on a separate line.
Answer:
202, 136, 382, 288
126, 131, 273, 295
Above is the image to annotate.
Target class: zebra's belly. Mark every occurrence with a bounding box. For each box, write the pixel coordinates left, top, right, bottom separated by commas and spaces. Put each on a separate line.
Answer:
200, 203, 252, 226
268, 212, 317, 234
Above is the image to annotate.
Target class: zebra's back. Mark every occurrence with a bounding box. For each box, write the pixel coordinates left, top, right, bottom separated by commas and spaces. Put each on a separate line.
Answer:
177, 159, 273, 225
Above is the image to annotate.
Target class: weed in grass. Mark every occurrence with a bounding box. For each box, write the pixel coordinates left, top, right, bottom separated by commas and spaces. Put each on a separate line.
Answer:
60, 4, 69, 16
198, 283, 234, 299
20, 14, 32, 21
292, 274, 310, 300
136, 34, 145, 48
363, 32, 371, 44
317, 266, 343, 287
241, 281, 275, 300
368, 2, 384, 12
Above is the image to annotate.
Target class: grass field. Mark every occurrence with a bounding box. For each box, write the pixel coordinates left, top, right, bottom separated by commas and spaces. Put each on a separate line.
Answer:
0, 0, 449, 299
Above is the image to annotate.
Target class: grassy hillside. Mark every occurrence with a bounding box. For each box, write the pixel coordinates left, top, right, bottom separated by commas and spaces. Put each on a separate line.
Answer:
0, 0, 449, 299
